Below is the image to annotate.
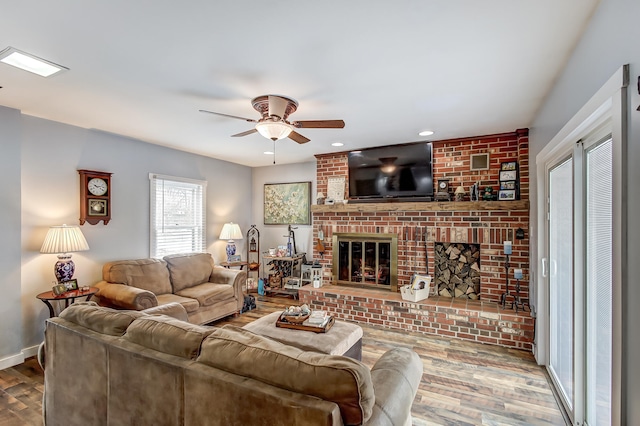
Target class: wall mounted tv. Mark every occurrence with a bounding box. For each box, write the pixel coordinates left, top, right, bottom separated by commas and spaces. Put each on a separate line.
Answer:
348, 142, 433, 201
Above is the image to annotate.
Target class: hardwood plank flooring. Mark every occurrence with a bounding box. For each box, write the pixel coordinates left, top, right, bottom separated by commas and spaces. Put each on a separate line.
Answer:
0, 295, 566, 425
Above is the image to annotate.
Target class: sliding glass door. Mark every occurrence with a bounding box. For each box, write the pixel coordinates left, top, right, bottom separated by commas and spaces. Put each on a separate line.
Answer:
545, 134, 613, 425
585, 138, 612, 425
548, 157, 575, 413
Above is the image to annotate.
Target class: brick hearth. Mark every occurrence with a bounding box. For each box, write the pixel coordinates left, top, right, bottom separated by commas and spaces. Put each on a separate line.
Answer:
299, 285, 534, 351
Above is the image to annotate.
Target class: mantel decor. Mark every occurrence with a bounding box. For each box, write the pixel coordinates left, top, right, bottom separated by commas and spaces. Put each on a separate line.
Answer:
264, 181, 311, 225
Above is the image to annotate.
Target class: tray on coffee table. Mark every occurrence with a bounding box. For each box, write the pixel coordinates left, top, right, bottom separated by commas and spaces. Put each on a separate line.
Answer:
276, 313, 335, 333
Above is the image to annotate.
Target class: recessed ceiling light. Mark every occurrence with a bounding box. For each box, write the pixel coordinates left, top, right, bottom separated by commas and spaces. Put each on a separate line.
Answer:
331, 142, 344, 147
0, 47, 68, 77
263, 151, 274, 155
418, 130, 434, 137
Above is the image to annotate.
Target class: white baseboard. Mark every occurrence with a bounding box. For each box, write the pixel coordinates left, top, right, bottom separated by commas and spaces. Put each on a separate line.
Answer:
22, 344, 40, 359
0, 344, 41, 370
0, 352, 24, 370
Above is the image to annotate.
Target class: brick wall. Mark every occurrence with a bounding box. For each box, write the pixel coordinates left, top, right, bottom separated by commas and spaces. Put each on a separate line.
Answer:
299, 285, 534, 351
312, 130, 530, 304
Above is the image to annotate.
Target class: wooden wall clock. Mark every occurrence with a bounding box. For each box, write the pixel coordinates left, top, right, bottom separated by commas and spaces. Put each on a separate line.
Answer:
78, 169, 112, 225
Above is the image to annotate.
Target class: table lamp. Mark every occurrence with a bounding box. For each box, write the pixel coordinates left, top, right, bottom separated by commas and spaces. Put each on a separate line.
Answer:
219, 222, 243, 262
40, 224, 90, 282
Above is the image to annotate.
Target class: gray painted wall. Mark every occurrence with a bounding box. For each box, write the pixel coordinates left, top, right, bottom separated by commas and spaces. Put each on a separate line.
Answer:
529, 0, 640, 421
251, 161, 317, 262
0, 106, 23, 365
1, 107, 252, 365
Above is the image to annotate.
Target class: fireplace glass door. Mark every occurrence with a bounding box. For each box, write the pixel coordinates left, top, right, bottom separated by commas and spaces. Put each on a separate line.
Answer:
333, 233, 397, 291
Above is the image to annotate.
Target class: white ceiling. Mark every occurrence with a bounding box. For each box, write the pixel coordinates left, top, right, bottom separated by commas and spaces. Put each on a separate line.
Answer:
0, 0, 599, 167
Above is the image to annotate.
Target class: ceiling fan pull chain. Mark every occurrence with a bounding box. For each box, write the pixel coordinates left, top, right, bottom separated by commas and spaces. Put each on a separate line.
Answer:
273, 139, 276, 165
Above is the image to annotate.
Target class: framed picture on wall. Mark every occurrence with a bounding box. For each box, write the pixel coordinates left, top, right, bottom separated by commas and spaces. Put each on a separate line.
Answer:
499, 190, 516, 200
263, 181, 311, 225
499, 170, 517, 181
501, 161, 517, 171
500, 180, 517, 190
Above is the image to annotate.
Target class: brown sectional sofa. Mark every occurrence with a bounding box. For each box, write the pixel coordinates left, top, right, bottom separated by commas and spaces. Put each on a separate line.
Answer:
41, 302, 422, 426
93, 252, 246, 324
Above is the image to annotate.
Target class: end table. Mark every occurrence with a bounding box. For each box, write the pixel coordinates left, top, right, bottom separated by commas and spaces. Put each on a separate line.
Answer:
36, 287, 99, 318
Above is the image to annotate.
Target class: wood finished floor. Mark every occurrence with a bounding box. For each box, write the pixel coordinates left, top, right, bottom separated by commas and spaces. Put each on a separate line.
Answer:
0, 295, 566, 425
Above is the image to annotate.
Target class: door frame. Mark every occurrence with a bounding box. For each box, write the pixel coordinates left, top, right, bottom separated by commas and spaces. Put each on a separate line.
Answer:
534, 65, 627, 424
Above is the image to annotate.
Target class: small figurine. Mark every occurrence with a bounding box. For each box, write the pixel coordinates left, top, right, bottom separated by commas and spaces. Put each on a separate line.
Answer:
454, 185, 465, 202
470, 182, 479, 201
482, 186, 494, 201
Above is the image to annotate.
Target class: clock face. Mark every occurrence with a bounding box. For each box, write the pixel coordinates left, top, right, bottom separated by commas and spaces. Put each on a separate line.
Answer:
88, 178, 108, 196
439, 181, 448, 189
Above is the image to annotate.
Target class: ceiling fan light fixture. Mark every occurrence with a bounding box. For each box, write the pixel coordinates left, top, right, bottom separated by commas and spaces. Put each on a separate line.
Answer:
256, 121, 292, 141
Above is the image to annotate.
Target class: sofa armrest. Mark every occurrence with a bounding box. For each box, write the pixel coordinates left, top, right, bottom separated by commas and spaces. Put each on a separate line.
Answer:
365, 347, 423, 426
143, 302, 189, 322
210, 267, 247, 309
94, 281, 158, 310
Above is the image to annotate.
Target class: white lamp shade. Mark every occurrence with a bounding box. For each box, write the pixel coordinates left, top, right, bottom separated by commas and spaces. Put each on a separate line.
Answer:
255, 121, 292, 141
219, 223, 243, 240
40, 225, 90, 254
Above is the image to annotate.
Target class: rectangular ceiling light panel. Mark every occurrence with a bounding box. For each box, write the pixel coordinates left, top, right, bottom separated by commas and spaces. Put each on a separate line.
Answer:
0, 47, 68, 77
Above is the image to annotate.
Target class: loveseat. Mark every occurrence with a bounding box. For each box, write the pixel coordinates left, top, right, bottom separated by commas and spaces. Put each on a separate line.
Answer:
93, 252, 245, 325
41, 302, 422, 426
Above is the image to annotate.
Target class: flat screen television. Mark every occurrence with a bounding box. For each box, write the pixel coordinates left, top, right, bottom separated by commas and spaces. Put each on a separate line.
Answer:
348, 142, 433, 201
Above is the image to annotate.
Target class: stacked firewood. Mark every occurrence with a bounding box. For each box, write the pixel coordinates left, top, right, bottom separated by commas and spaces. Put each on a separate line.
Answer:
434, 243, 481, 299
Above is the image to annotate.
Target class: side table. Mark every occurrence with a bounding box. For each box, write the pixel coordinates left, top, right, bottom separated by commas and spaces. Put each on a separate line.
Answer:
36, 287, 99, 318
219, 261, 248, 270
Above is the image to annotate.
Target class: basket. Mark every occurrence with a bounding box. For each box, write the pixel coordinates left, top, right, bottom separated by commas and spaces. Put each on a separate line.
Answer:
400, 284, 431, 302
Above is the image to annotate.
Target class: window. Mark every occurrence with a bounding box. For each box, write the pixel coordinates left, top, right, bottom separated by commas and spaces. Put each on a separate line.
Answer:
149, 173, 206, 258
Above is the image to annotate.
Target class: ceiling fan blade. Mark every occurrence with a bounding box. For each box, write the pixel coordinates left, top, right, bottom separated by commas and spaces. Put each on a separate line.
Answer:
199, 109, 257, 123
268, 95, 288, 119
292, 120, 345, 129
231, 128, 258, 137
288, 130, 310, 144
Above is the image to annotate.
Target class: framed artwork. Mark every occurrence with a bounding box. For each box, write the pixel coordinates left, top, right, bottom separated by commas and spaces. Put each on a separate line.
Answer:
501, 161, 517, 171
228, 254, 242, 262
327, 177, 346, 201
500, 181, 517, 190
264, 182, 311, 225
499, 170, 517, 181
470, 153, 490, 171
62, 279, 78, 291
499, 190, 516, 200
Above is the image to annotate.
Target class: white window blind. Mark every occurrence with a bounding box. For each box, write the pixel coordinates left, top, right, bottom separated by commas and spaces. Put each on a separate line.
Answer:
149, 173, 206, 258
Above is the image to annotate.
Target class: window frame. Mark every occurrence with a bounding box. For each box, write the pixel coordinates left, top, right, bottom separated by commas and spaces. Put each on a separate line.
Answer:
149, 173, 207, 259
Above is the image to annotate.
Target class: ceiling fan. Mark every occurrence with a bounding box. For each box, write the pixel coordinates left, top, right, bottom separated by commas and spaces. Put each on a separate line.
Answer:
199, 94, 345, 144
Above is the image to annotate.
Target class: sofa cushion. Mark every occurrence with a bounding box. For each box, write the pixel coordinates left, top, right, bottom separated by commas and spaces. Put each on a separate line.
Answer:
197, 325, 375, 425
102, 258, 172, 295
124, 315, 214, 359
163, 253, 214, 293
156, 293, 201, 313
59, 302, 145, 336
175, 283, 234, 307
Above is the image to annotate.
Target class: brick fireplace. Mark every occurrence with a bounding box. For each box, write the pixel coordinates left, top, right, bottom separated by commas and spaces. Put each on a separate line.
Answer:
305, 130, 533, 350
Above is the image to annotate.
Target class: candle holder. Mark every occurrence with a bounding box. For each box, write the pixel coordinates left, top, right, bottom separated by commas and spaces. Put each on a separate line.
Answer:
500, 241, 513, 309
512, 269, 529, 313
500, 252, 512, 309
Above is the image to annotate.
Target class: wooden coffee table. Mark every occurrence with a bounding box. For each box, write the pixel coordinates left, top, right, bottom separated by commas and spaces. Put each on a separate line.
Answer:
243, 311, 363, 360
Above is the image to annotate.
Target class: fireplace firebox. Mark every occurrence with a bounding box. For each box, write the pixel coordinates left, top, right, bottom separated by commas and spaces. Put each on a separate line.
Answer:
332, 233, 398, 291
